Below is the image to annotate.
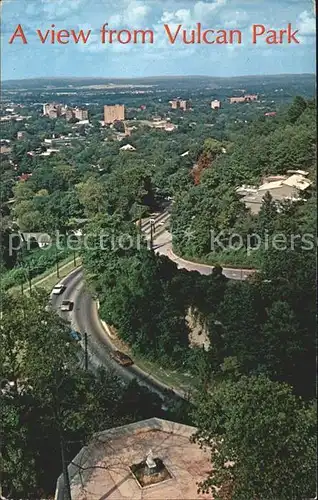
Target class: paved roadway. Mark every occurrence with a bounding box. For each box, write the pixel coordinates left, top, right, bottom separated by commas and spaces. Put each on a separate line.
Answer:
50, 210, 254, 400
50, 266, 185, 402
153, 228, 255, 280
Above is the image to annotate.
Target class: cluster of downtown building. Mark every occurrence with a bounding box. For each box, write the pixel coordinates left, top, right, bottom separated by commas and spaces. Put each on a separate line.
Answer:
42, 93, 259, 126
43, 103, 89, 121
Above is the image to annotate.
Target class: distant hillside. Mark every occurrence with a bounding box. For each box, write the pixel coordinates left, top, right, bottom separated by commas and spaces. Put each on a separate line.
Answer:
2, 73, 315, 90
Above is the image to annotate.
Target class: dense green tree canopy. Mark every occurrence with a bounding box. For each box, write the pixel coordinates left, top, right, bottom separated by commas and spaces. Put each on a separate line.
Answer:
192, 375, 316, 500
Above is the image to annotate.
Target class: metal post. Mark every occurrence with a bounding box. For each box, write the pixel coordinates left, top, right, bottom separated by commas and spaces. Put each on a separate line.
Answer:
56, 250, 60, 278
84, 332, 88, 370
27, 264, 32, 293
150, 222, 153, 250
139, 208, 142, 233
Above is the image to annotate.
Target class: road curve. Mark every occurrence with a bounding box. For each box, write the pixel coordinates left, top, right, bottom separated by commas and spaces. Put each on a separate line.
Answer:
50, 211, 255, 402
51, 268, 186, 401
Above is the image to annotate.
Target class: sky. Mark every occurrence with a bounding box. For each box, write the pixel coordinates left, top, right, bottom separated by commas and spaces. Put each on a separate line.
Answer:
1, 0, 316, 80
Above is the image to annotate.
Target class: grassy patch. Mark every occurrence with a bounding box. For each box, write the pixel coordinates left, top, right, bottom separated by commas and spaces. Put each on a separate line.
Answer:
106, 325, 194, 394
9, 256, 81, 295
133, 354, 194, 394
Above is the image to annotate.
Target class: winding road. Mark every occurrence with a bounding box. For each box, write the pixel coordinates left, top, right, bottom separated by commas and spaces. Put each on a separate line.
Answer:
50, 266, 184, 401
51, 211, 255, 401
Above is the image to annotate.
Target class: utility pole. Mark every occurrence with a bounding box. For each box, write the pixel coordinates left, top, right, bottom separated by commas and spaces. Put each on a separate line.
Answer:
56, 249, 60, 278
27, 263, 32, 293
73, 250, 76, 267
150, 221, 154, 251
84, 332, 88, 370
138, 207, 142, 234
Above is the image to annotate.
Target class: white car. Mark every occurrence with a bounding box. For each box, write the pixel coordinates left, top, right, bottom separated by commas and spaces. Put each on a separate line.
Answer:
52, 284, 66, 295
60, 300, 73, 311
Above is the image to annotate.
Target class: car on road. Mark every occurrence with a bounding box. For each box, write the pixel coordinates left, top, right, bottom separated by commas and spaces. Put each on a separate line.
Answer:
70, 329, 81, 341
111, 350, 134, 367
60, 300, 73, 311
52, 284, 66, 295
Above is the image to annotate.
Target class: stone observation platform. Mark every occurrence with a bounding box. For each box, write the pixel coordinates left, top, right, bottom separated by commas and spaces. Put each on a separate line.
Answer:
54, 417, 213, 499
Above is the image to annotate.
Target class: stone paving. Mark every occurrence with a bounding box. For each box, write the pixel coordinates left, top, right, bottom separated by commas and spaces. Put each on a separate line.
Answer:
55, 418, 213, 500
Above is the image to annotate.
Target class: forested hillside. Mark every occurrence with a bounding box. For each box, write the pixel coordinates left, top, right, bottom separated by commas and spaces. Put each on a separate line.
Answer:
1, 88, 316, 499
171, 97, 316, 266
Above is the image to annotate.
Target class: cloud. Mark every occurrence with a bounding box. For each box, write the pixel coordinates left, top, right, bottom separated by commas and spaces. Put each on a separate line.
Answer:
297, 10, 316, 36
193, 0, 227, 19
161, 0, 227, 25
40, 0, 85, 19
222, 10, 249, 30
105, 1, 151, 28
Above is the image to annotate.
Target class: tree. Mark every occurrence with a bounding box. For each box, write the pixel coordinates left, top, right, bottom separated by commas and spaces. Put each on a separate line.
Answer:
257, 191, 278, 235
192, 375, 316, 500
0, 220, 19, 270
0, 290, 167, 498
76, 177, 109, 217
287, 96, 307, 123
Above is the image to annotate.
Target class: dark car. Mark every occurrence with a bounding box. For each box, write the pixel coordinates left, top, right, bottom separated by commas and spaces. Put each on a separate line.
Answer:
111, 350, 134, 367
70, 330, 81, 341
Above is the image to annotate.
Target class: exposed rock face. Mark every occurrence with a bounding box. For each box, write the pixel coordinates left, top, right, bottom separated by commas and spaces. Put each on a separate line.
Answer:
187, 307, 210, 351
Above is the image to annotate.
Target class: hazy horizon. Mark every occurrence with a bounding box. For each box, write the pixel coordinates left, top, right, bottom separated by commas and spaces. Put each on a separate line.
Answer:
2, 72, 315, 84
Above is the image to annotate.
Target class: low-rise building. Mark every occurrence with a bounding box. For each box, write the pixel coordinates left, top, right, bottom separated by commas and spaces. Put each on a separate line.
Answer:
237, 173, 312, 214
211, 99, 221, 109
17, 131, 27, 140
165, 123, 177, 131
230, 94, 258, 104
120, 143, 136, 151
0, 145, 12, 154
17, 173, 32, 181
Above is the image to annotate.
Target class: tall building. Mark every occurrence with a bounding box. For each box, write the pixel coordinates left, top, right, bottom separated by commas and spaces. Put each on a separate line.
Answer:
170, 99, 190, 110
43, 103, 62, 117
170, 99, 179, 109
65, 109, 74, 121
75, 108, 88, 120
179, 99, 189, 111
104, 104, 125, 124
211, 99, 221, 109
